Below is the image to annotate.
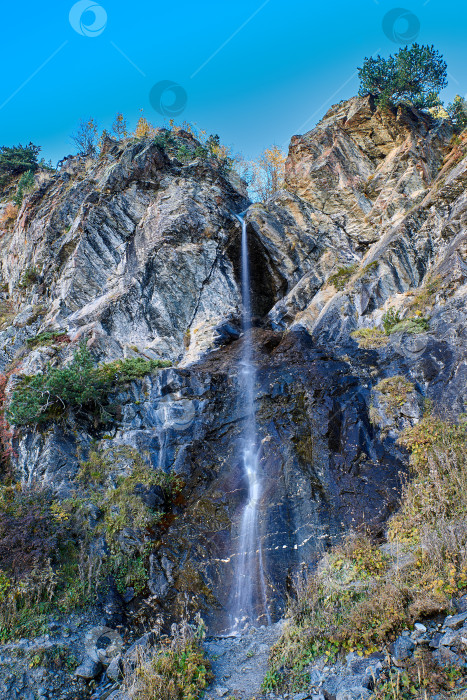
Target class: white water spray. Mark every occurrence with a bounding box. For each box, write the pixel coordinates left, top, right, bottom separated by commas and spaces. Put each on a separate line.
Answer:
230, 213, 271, 632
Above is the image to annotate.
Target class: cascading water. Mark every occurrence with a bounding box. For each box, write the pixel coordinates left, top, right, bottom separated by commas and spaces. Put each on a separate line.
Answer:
230, 213, 271, 632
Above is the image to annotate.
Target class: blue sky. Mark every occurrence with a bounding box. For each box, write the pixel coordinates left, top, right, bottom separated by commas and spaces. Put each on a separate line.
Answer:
0, 0, 466, 164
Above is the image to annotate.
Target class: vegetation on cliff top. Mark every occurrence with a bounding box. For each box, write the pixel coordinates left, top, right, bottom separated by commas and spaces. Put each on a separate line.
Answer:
358, 43, 447, 109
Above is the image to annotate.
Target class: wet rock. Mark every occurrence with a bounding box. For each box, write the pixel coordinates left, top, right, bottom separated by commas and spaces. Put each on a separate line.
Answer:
133, 482, 165, 509
100, 584, 125, 626
148, 555, 170, 598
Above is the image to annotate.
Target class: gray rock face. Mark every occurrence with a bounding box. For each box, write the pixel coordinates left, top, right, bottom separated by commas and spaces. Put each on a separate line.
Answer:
0, 134, 249, 367
1, 98, 467, 637
10, 329, 407, 631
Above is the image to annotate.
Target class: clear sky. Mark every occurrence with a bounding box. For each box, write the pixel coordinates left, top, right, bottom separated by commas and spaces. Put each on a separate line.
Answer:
1, 0, 466, 164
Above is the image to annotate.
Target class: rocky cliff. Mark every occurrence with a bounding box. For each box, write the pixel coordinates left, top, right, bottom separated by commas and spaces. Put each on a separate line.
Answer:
0, 97, 466, 696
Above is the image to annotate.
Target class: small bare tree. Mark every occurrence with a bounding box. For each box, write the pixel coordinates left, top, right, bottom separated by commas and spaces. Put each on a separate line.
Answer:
111, 112, 128, 139
236, 146, 286, 202
70, 118, 99, 156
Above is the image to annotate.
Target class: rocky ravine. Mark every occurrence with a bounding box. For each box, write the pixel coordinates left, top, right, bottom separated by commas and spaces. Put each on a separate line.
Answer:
0, 97, 466, 697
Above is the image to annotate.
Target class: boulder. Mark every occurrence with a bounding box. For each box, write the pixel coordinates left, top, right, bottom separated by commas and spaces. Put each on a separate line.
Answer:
75, 655, 103, 679
390, 636, 415, 662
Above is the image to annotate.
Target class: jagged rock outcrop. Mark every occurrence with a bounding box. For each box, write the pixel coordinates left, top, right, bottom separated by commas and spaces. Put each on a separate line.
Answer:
0, 132, 250, 368
0, 97, 466, 643
247, 96, 467, 414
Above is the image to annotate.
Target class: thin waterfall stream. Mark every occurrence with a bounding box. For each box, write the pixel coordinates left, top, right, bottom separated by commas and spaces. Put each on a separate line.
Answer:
230, 212, 271, 633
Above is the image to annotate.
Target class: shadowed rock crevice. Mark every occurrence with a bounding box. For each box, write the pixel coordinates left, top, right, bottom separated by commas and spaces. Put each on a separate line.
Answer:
227, 221, 287, 319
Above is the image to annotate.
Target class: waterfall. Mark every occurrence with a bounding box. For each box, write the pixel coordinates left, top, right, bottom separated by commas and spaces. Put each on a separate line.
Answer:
230, 213, 271, 632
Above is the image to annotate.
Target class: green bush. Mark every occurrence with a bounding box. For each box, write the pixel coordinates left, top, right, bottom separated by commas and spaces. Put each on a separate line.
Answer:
358, 44, 447, 109
13, 170, 35, 206
389, 317, 429, 334
153, 129, 233, 171
18, 266, 40, 289
328, 264, 357, 291
26, 330, 69, 349
382, 308, 429, 335
382, 307, 401, 334
7, 349, 171, 427
447, 95, 467, 132
7, 344, 108, 426
76, 447, 181, 552
97, 356, 171, 384
0, 143, 41, 188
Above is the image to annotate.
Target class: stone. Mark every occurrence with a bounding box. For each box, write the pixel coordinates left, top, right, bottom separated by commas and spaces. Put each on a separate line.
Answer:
433, 646, 465, 669
106, 655, 123, 681
124, 632, 155, 661
3, 93, 467, 642
442, 611, 467, 630
454, 595, 467, 613
429, 632, 443, 649
346, 653, 384, 679
336, 690, 370, 700
215, 688, 229, 697
75, 655, 103, 679
85, 626, 124, 665
322, 673, 372, 699
414, 623, 427, 632
390, 636, 415, 662
438, 625, 467, 648
309, 667, 324, 685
